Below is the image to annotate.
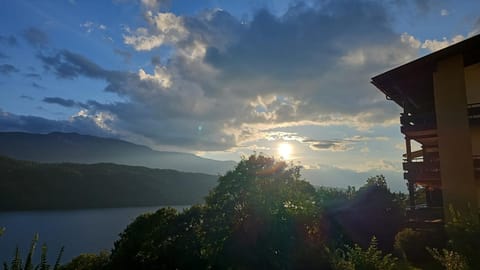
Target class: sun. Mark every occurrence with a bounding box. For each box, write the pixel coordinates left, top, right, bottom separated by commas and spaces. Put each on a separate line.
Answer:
277, 143, 292, 159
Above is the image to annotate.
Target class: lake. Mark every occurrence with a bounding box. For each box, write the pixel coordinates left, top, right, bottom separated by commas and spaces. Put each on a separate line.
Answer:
0, 206, 189, 264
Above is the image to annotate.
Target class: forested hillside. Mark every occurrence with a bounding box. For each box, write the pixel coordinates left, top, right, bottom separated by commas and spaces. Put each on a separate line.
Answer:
0, 156, 218, 210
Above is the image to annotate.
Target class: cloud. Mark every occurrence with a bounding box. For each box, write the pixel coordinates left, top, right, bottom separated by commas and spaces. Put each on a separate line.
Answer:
0, 35, 17, 47
113, 49, 132, 63
0, 109, 112, 137
80, 21, 107, 33
23, 27, 49, 47
440, 9, 449, 16
32, 82, 46, 90
43, 97, 79, 108
303, 135, 386, 152
123, 12, 188, 51
20, 95, 34, 101
0, 64, 19, 75
307, 139, 353, 152
140, 0, 171, 11
421, 35, 465, 52
35, 1, 417, 151
401, 32, 466, 52
24, 73, 42, 80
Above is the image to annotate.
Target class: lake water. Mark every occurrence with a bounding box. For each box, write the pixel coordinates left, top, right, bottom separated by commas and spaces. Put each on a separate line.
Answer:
0, 206, 189, 264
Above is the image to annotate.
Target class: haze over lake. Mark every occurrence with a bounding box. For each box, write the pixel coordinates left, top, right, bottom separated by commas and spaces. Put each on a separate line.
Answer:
0, 206, 188, 263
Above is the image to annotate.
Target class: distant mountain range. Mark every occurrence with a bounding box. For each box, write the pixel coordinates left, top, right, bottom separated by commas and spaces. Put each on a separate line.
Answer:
0, 155, 218, 210
0, 132, 235, 175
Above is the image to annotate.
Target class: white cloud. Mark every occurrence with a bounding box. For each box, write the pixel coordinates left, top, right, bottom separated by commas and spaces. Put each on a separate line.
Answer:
421, 35, 465, 52
123, 12, 188, 51
401, 32, 466, 52
138, 66, 172, 88
440, 9, 449, 16
80, 21, 108, 33
401, 32, 421, 49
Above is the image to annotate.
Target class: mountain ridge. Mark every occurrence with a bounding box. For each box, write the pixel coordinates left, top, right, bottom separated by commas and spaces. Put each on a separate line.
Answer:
0, 131, 235, 175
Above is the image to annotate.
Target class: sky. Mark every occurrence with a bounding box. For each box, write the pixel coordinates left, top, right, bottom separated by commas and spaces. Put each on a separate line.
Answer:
0, 0, 479, 191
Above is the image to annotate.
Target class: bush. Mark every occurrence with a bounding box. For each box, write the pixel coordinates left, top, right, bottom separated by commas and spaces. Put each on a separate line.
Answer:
61, 251, 109, 270
2, 233, 64, 270
395, 228, 424, 261
427, 248, 469, 270
444, 205, 480, 268
329, 237, 398, 270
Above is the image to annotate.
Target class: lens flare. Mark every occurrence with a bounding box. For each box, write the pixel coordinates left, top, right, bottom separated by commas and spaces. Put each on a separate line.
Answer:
277, 143, 292, 159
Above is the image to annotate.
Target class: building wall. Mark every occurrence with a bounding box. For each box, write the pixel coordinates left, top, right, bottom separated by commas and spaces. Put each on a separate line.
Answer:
465, 63, 480, 104
465, 63, 480, 208
433, 55, 478, 221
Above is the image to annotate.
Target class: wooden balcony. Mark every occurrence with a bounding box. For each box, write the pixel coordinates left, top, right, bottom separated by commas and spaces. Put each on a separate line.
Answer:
401, 103, 480, 135
404, 157, 480, 186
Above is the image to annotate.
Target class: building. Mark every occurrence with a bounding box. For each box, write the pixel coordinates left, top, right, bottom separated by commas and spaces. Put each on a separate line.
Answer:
371, 34, 480, 226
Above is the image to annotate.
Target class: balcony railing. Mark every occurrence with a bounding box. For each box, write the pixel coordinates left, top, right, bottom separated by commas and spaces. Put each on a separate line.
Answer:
401, 103, 480, 133
404, 157, 480, 184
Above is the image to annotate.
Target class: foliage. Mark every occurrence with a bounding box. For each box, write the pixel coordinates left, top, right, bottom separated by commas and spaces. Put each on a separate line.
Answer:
394, 228, 424, 261
327, 175, 405, 252
316, 186, 355, 207
328, 237, 398, 270
2, 233, 63, 270
394, 227, 446, 269
60, 251, 109, 270
108, 154, 330, 269
427, 248, 469, 270
425, 205, 480, 269
109, 206, 207, 270
202, 155, 328, 269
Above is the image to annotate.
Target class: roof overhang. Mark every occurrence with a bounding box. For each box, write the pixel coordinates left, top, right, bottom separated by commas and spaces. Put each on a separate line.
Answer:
371, 34, 480, 110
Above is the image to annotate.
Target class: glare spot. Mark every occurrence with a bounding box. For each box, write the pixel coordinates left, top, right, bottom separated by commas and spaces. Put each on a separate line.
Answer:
278, 143, 292, 159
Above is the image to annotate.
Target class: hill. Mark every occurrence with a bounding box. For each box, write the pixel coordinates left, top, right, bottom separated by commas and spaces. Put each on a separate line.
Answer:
0, 156, 218, 210
0, 132, 235, 175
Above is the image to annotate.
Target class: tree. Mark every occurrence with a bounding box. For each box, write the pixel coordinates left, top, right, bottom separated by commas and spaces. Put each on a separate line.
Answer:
108, 154, 331, 269
60, 251, 109, 270
202, 154, 329, 269
328, 175, 405, 252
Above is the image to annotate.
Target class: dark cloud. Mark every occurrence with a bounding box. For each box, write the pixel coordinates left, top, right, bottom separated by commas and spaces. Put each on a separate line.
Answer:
151, 55, 161, 66
114, 49, 132, 63
32, 82, 46, 90
39, 50, 110, 79
0, 64, 19, 75
0, 35, 17, 47
43, 97, 78, 108
23, 27, 49, 47
303, 138, 357, 152
24, 73, 42, 80
204, 2, 393, 80
0, 109, 112, 137
20, 95, 34, 101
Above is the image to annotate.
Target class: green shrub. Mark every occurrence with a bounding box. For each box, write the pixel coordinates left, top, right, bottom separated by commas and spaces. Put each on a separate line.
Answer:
2, 233, 64, 270
443, 205, 480, 268
329, 237, 398, 270
427, 248, 469, 270
60, 251, 109, 270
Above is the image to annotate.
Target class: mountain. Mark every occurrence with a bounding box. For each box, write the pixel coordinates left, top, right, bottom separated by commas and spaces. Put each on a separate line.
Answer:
0, 132, 235, 175
0, 156, 218, 210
